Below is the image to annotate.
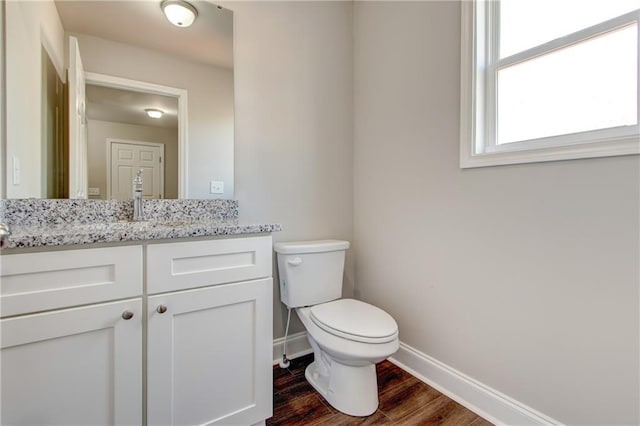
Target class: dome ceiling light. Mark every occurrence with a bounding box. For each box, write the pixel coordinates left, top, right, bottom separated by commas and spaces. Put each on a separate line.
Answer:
145, 108, 164, 119
161, 0, 198, 28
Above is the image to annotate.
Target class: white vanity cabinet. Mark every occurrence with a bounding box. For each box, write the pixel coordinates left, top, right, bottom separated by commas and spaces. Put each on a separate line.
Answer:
0, 235, 274, 426
0, 246, 144, 425
146, 236, 273, 426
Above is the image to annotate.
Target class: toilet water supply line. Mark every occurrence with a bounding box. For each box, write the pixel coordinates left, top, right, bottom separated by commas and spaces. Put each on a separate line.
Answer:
279, 307, 292, 369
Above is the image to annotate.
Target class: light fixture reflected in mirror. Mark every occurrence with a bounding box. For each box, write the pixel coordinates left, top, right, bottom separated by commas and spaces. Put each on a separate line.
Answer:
145, 108, 164, 119
161, 0, 198, 28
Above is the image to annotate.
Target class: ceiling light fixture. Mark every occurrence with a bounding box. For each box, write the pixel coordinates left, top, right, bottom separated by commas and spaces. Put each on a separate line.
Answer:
161, 0, 198, 28
145, 108, 164, 119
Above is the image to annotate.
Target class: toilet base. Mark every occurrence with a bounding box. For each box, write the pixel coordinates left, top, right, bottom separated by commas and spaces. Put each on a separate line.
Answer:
305, 360, 379, 417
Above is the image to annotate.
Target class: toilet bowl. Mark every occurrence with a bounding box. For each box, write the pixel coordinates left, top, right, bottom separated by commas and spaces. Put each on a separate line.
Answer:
274, 240, 399, 417
297, 299, 399, 416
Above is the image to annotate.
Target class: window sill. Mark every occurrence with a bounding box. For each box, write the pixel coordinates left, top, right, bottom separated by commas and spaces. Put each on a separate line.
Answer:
460, 135, 640, 168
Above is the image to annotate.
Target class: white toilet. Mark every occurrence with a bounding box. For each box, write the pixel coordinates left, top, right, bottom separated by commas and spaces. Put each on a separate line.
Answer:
274, 240, 399, 417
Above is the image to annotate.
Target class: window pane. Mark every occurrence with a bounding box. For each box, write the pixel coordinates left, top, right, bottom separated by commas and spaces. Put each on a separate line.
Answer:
500, 0, 639, 58
497, 24, 637, 145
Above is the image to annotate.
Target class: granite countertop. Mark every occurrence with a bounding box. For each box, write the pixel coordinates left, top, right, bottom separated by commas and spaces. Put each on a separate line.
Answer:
5, 219, 282, 249
0, 199, 281, 250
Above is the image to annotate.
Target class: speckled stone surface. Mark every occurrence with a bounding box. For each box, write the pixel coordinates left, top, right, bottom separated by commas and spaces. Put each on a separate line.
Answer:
5, 220, 282, 249
0, 199, 239, 225
0, 199, 281, 249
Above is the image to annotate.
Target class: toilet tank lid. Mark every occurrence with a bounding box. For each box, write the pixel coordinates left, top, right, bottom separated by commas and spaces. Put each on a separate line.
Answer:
274, 240, 350, 254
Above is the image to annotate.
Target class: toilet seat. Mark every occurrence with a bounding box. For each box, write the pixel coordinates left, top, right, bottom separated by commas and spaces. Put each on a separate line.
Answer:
310, 299, 398, 344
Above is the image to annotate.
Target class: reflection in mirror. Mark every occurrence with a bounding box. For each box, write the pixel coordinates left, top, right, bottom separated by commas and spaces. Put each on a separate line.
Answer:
4, 0, 234, 200
42, 45, 68, 198
86, 85, 179, 200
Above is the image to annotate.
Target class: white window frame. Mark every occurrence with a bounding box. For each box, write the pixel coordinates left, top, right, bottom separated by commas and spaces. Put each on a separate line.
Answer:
460, 1, 640, 168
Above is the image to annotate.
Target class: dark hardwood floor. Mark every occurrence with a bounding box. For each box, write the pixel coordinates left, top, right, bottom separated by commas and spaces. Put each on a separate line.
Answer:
267, 353, 494, 425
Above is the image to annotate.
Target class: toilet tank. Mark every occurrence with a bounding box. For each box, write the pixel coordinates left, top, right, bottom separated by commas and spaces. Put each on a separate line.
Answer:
274, 240, 350, 308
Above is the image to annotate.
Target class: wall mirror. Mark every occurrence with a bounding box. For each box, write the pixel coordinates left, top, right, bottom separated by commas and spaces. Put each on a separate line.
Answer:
4, 0, 234, 200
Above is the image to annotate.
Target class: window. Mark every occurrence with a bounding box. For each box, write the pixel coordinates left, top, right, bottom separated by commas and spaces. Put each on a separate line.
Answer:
460, 0, 640, 168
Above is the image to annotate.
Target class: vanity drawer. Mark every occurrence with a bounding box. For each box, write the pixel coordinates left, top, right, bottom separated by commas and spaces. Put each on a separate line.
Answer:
147, 236, 272, 294
1, 246, 143, 317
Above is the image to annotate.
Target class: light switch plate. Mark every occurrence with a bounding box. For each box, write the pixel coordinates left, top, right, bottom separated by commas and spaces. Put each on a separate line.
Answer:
210, 181, 224, 194
12, 156, 20, 185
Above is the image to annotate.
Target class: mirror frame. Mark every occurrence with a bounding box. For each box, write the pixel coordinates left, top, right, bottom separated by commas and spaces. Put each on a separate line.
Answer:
85, 72, 189, 198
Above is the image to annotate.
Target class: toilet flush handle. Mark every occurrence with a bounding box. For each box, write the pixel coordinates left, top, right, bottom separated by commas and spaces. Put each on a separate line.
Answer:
287, 257, 303, 266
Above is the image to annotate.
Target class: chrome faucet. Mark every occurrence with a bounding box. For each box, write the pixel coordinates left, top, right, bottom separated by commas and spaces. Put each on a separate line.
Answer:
132, 169, 146, 222
0, 221, 11, 249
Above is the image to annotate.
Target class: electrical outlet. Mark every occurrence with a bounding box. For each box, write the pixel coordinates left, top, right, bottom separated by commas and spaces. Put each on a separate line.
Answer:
210, 181, 224, 194
88, 187, 100, 196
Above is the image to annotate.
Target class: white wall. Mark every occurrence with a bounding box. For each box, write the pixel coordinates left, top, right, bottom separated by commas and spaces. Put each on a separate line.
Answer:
87, 120, 178, 199
353, 2, 639, 425
225, 1, 354, 338
5, 0, 64, 198
72, 33, 234, 199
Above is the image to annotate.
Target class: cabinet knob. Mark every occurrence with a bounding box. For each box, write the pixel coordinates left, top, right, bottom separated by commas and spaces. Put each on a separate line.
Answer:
122, 310, 134, 320
156, 305, 168, 314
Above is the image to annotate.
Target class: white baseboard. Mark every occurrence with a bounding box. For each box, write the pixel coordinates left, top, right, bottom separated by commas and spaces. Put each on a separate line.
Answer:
271, 334, 560, 425
389, 342, 562, 426
272, 331, 312, 365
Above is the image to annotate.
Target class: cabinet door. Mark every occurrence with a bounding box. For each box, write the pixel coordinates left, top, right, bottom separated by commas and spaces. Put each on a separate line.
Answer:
1, 298, 142, 425
148, 278, 273, 426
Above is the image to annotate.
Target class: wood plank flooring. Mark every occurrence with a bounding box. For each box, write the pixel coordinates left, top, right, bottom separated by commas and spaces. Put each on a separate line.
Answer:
267, 354, 494, 425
